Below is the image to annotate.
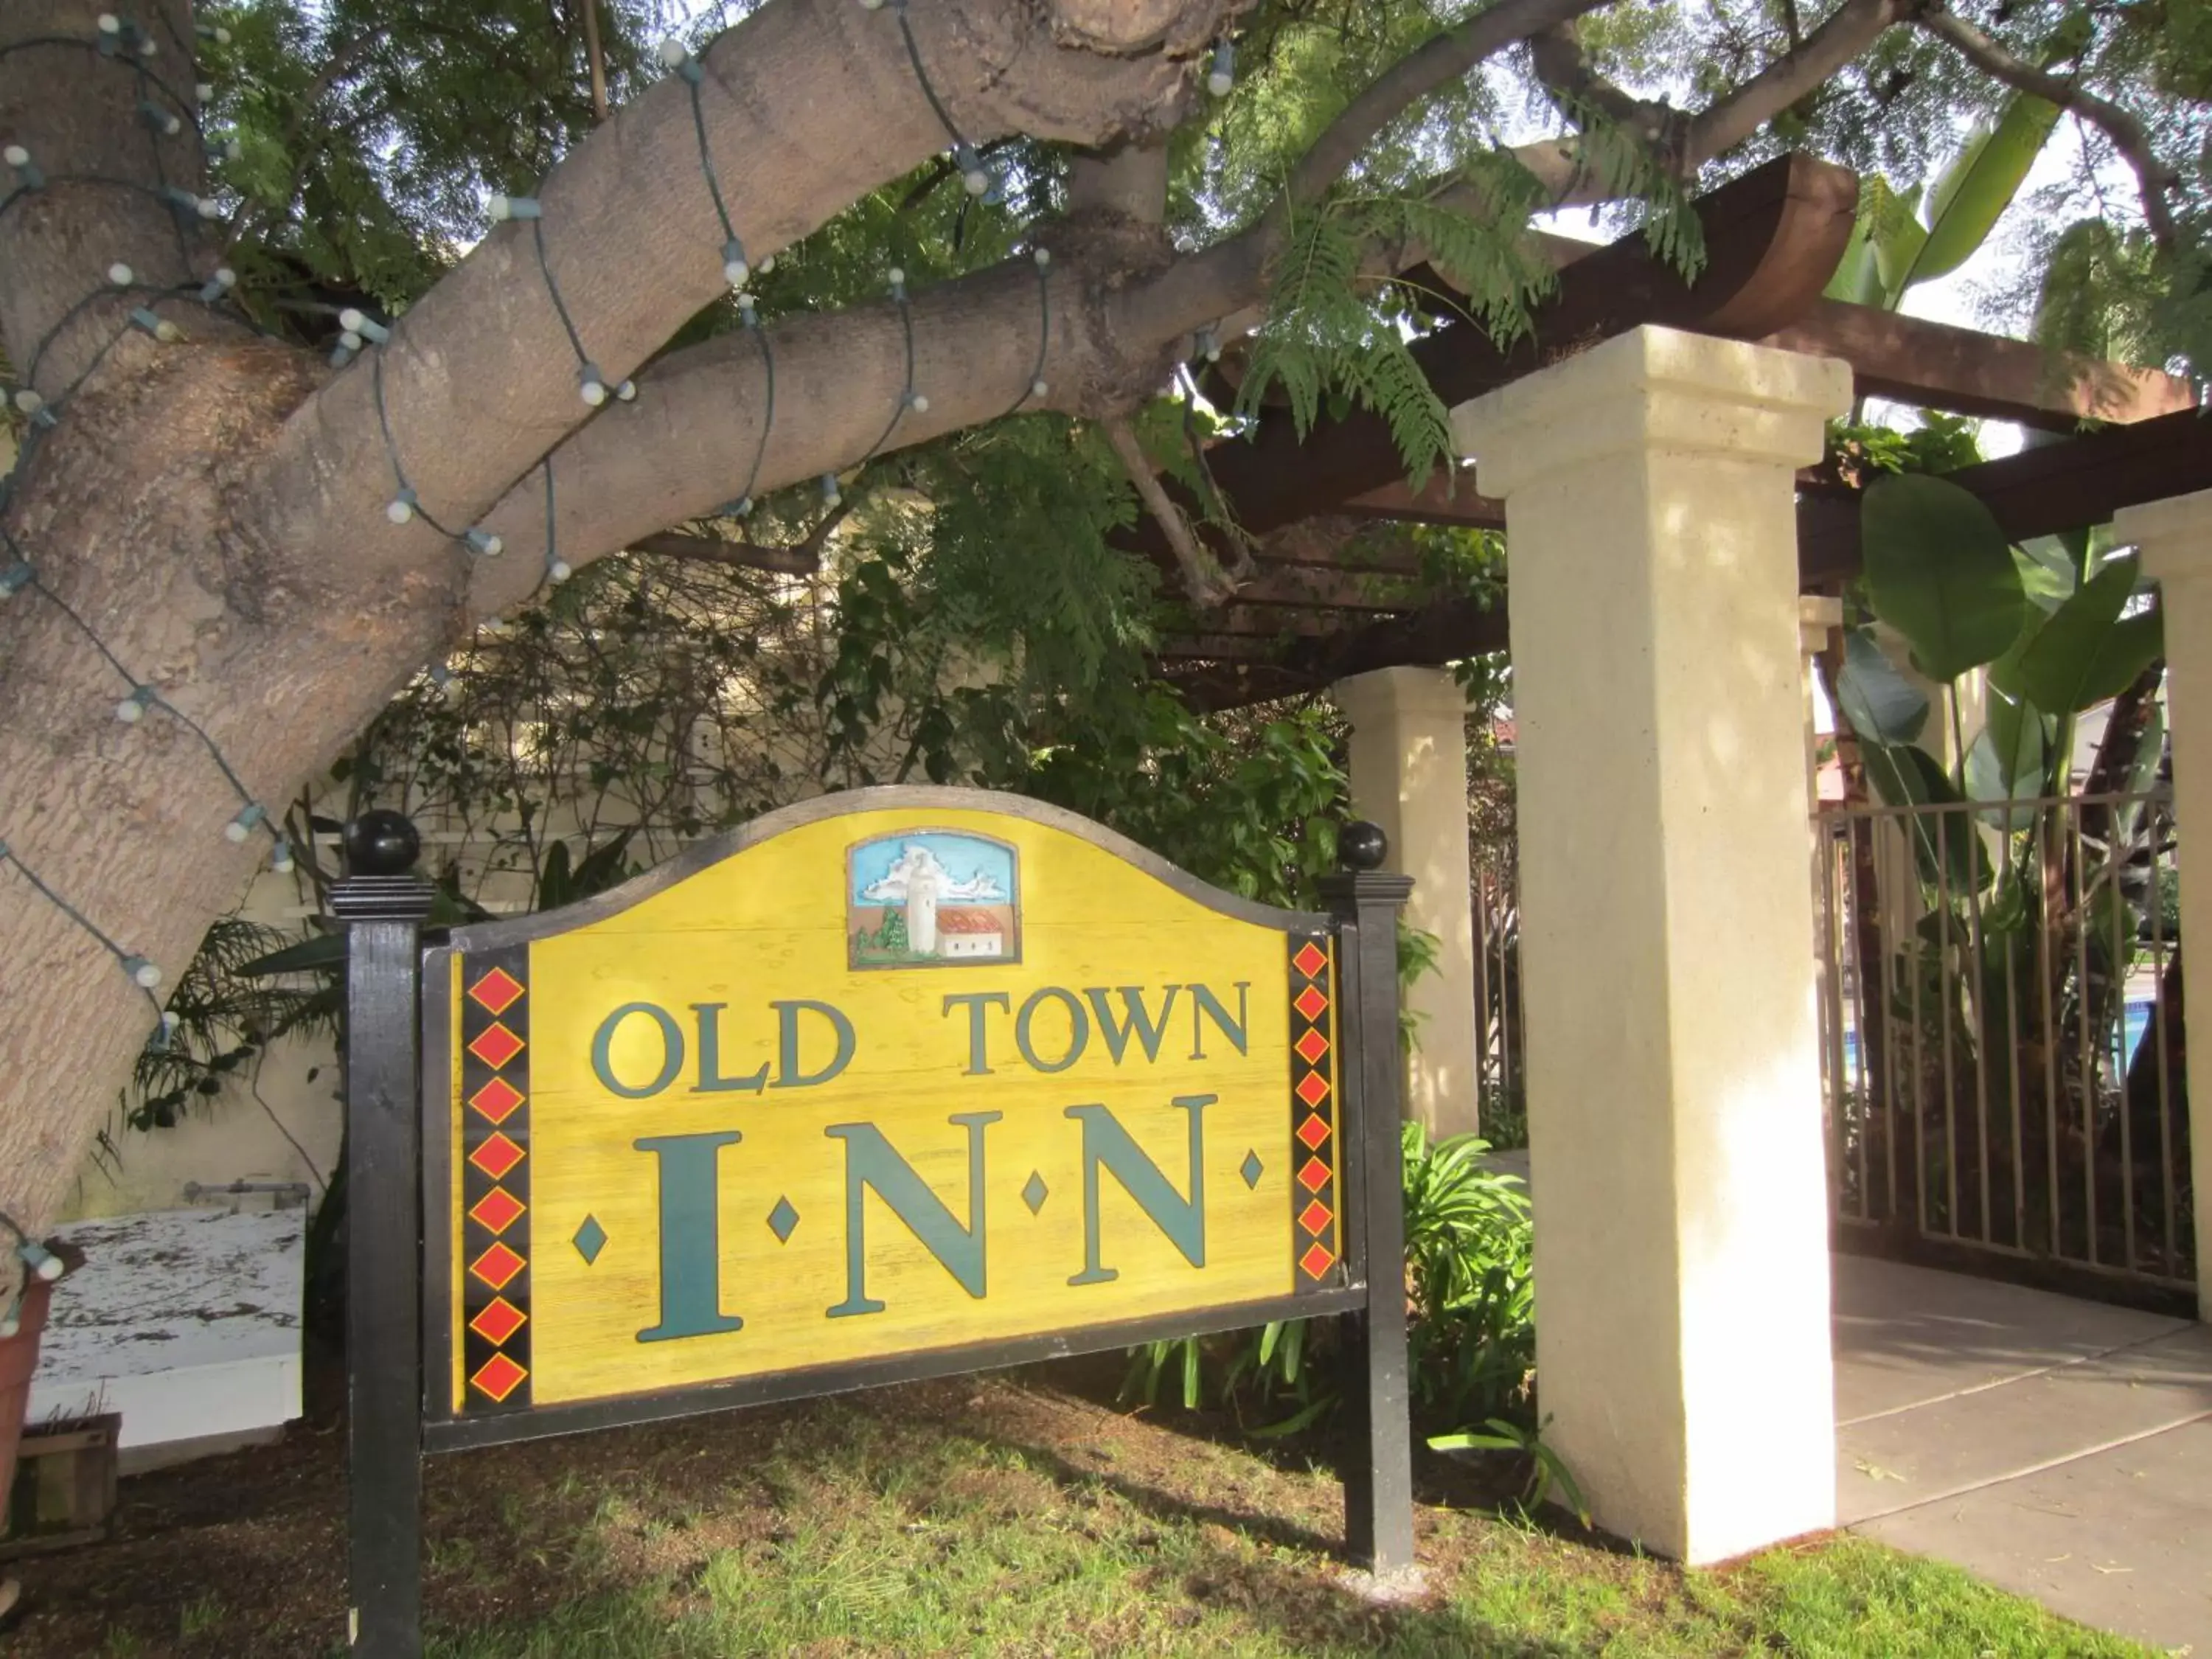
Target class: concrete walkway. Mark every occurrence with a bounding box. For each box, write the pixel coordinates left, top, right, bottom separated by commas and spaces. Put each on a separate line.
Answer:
1834, 1255, 2212, 1654
1484, 1151, 2209, 1646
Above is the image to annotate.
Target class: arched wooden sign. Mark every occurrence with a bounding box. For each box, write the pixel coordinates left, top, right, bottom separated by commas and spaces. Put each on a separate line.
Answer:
338, 787, 1413, 1657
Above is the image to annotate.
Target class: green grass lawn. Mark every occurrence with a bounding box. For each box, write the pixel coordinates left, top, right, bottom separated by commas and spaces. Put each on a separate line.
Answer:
424, 1382, 2146, 1659
21, 1370, 2155, 1658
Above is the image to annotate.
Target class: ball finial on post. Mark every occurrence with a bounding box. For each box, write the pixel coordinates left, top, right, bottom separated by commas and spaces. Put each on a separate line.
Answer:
1338, 820, 1388, 872
343, 810, 421, 877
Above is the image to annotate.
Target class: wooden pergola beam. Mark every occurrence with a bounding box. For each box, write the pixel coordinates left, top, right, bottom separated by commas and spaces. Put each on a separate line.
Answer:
1761, 301, 2197, 432
1798, 406, 2212, 583
1338, 470, 1506, 528
1119, 155, 1857, 590
1186, 407, 2212, 709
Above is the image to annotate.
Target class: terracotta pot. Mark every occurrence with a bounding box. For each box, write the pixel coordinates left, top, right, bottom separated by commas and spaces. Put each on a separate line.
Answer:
0, 1276, 57, 1517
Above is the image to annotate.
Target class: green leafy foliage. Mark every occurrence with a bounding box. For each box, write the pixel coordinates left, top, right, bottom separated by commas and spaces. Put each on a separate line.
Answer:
128, 919, 338, 1132
1860, 475, 2031, 681
1123, 1121, 1541, 1463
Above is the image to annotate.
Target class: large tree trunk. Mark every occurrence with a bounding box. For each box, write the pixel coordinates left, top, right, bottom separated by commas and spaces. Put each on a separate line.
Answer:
0, 0, 1247, 1259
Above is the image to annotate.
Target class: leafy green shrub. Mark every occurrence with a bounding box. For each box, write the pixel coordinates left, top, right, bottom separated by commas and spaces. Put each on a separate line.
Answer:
1123, 1122, 1538, 1447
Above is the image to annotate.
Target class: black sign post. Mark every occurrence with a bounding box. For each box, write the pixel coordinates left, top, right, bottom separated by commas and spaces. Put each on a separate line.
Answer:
1321, 823, 1417, 1576
333, 813, 434, 1656
334, 795, 1419, 1652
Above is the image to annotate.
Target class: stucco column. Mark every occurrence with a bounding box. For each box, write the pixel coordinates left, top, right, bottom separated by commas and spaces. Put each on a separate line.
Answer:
1333, 666, 1480, 1137
2114, 487, 2212, 1322
1453, 326, 1852, 1563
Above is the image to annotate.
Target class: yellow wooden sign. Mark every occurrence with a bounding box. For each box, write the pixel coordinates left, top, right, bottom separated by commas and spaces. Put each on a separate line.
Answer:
425, 792, 1347, 1426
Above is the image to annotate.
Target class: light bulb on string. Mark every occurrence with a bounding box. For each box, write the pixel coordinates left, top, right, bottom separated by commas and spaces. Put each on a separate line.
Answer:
888, 267, 906, 302
387, 488, 419, 525
908, 392, 929, 414
657, 38, 703, 82
579, 364, 608, 406
108, 262, 135, 288
614, 379, 636, 402
487, 194, 541, 223
1208, 40, 1235, 97
17, 1244, 61, 1284
197, 22, 232, 44
271, 838, 295, 875
723, 238, 750, 288
196, 268, 236, 304
121, 955, 161, 990
115, 685, 156, 723
0, 563, 31, 601
465, 529, 504, 557
955, 143, 990, 196
3, 146, 42, 189
128, 307, 184, 343
138, 100, 183, 138
225, 804, 266, 843
339, 308, 390, 346
547, 555, 572, 583
821, 473, 841, 507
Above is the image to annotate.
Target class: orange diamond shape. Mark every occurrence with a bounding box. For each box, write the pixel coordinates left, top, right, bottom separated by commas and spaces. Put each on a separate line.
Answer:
469, 1186, 525, 1234
1293, 985, 1327, 1022
1294, 1028, 1329, 1065
1299, 1240, 1336, 1279
469, 966, 525, 1016
470, 1239, 525, 1291
1295, 1113, 1331, 1150
470, 1351, 528, 1403
469, 1075, 525, 1125
1292, 941, 1328, 979
468, 1132, 525, 1181
1295, 1070, 1330, 1108
1298, 1197, 1333, 1235
468, 1296, 526, 1346
1297, 1156, 1329, 1193
467, 1021, 524, 1070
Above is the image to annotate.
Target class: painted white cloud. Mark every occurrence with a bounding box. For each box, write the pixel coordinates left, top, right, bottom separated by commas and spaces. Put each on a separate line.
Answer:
860, 844, 1006, 904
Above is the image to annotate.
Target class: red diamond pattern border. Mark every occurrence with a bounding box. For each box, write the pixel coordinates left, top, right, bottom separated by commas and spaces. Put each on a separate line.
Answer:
471, 1351, 528, 1404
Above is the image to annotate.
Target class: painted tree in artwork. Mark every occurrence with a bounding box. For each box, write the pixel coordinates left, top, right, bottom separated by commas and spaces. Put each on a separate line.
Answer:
0, 0, 2205, 1277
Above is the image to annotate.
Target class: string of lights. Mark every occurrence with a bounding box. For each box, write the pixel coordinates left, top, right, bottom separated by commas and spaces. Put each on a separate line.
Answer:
0, 0, 1220, 1058
0, 1203, 66, 1335
0, 12, 281, 1053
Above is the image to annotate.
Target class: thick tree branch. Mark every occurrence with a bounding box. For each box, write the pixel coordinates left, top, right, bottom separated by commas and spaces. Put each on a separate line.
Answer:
1103, 413, 1233, 604
244, 0, 1239, 605
630, 529, 823, 576
1916, 7, 2180, 254
1517, 0, 1919, 202
1283, 0, 1613, 207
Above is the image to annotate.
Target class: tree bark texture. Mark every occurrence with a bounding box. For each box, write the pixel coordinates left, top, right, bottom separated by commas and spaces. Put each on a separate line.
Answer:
0, 0, 1244, 1249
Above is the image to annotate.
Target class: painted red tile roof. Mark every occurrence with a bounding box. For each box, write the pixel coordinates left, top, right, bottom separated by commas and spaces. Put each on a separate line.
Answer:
936, 908, 1003, 934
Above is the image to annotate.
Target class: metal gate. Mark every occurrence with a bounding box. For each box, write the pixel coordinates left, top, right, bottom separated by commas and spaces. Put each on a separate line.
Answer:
1814, 788, 2195, 1307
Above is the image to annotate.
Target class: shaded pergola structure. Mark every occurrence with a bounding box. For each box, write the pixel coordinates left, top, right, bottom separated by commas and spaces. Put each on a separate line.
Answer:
1124, 156, 2202, 708
1092, 153, 2211, 1569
